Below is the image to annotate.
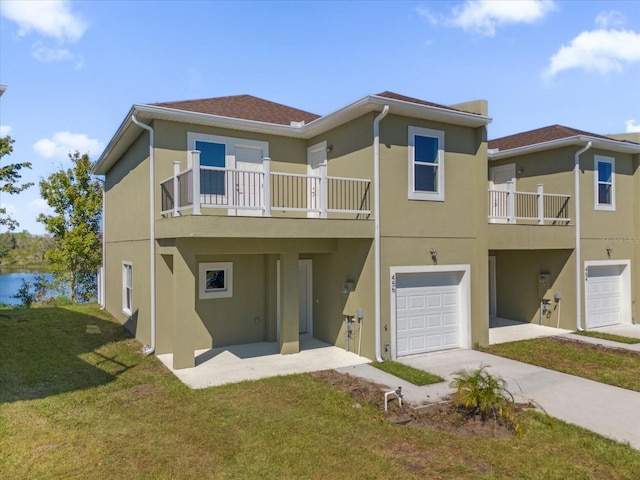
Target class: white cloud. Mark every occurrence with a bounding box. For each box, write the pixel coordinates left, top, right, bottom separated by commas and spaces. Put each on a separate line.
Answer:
595, 10, 626, 29
416, 6, 441, 26
625, 120, 640, 133
0, 0, 87, 42
446, 0, 556, 36
28, 198, 53, 216
33, 132, 104, 160
31, 42, 85, 69
544, 29, 640, 77
0, 125, 12, 137
0, 202, 17, 217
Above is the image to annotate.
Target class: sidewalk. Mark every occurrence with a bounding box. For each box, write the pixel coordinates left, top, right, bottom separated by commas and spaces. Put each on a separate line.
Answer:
338, 348, 640, 449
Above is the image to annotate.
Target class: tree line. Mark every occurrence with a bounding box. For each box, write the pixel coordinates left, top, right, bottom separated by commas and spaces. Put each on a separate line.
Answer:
1, 134, 102, 304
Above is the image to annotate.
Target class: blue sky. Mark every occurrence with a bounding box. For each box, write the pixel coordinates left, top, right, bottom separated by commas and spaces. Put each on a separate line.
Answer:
1, 0, 639, 235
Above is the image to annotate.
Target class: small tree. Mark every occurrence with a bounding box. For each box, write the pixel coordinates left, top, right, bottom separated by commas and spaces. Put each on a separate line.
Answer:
1, 136, 33, 231
12, 280, 36, 308
38, 152, 102, 302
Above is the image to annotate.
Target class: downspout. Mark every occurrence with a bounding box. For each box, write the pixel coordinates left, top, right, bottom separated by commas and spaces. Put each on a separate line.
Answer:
131, 114, 156, 355
574, 141, 592, 331
373, 105, 389, 362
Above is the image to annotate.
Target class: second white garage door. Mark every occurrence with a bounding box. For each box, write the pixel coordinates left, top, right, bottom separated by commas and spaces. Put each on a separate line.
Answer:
586, 264, 623, 329
395, 272, 461, 356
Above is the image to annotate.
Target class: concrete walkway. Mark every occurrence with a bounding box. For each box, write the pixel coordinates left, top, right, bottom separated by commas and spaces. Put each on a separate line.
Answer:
339, 347, 640, 449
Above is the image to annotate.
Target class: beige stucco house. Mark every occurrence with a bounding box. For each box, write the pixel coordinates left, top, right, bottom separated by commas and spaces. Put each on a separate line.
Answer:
94, 92, 492, 369
488, 125, 640, 331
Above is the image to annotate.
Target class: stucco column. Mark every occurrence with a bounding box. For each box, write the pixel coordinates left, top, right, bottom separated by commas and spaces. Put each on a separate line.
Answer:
279, 251, 299, 354
172, 248, 196, 369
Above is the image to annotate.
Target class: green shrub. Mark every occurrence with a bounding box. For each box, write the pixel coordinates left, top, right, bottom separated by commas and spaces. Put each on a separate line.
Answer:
450, 365, 523, 435
12, 280, 36, 309
54, 295, 73, 306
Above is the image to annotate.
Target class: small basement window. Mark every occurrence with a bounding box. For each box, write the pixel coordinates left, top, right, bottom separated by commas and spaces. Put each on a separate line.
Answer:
199, 262, 233, 299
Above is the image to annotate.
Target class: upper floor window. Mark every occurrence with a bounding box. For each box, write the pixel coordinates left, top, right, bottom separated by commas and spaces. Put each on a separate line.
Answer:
196, 140, 226, 196
408, 126, 445, 201
594, 155, 615, 211
122, 262, 133, 316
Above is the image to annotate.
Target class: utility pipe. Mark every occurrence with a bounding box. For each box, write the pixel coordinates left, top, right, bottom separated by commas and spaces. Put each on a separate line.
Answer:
373, 105, 389, 362
131, 114, 156, 355
574, 142, 592, 331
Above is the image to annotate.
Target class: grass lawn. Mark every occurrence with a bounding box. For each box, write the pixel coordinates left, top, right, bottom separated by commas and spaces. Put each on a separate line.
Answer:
1, 305, 639, 479
371, 361, 443, 386
480, 337, 640, 392
574, 331, 640, 344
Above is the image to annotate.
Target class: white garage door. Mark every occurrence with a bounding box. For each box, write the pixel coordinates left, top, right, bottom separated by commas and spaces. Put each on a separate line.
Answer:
396, 272, 460, 356
586, 265, 622, 329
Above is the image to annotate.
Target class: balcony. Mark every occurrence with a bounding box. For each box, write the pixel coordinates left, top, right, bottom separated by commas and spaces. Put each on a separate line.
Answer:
160, 152, 371, 220
488, 182, 571, 225
488, 182, 574, 250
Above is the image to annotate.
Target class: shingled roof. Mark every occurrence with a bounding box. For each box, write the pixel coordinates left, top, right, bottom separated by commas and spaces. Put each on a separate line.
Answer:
375, 91, 473, 114
489, 124, 615, 151
152, 94, 321, 126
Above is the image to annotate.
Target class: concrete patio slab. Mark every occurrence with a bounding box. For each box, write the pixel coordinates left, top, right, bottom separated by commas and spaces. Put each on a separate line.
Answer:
157, 336, 370, 389
593, 323, 640, 340
489, 317, 572, 344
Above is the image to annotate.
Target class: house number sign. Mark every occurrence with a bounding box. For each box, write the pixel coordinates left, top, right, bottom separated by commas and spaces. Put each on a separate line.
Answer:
391, 274, 396, 293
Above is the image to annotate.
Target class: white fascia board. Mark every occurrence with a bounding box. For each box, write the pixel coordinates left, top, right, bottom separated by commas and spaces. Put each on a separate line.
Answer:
93, 105, 137, 175
489, 135, 640, 161
368, 95, 492, 127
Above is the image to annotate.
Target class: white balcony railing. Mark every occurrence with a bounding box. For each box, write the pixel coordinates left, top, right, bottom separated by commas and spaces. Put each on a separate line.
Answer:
161, 151, 371, 219
489, 181, 571, 225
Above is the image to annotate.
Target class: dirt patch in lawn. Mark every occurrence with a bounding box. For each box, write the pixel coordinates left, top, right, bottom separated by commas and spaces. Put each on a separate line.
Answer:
312, 369, 521, 439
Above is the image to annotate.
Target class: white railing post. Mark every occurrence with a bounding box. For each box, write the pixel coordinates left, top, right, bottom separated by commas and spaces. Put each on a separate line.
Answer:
507, 180, 515, 224
320, 162, 328, 218
537, 184, 544, 225
263, 157, 271, 217
172, 161, 181, 217
191, 150, 201, 215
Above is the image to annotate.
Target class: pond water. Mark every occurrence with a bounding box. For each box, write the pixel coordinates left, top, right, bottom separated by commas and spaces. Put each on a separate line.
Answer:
0, 271, 54, 306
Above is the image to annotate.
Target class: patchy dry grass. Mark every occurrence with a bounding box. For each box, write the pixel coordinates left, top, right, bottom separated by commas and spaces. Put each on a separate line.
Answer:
480, 337, 640, 392
1, 305, 639, 479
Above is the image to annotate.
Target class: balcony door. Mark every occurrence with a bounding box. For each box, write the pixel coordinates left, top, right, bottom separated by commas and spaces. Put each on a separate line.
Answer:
306, 141, 327, 218
489, 163, 515, 224
188, 132, 269, 216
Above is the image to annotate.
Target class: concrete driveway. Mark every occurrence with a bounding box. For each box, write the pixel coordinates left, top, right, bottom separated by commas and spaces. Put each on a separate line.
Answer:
398, 349, 640, 449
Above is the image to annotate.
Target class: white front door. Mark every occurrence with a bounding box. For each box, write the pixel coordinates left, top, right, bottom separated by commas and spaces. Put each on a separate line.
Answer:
234, 146, 265, 216
306, 141, 327, 218
298, 259, 313, 334
489, 163, 515, 223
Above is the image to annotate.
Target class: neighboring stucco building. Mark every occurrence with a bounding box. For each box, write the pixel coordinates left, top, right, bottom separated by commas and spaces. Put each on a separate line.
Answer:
94, 92, 491, 369
488, 125, 640, 331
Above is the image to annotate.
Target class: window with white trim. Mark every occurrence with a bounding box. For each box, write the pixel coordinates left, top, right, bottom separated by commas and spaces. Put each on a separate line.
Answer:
594, 155, 615, 211
408, 126, 445, 201
122, 262, 133, 315
199, 262, 233, 299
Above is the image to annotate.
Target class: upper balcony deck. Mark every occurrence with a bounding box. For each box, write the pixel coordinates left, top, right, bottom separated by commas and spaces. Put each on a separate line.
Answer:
488, 181, 575, 249
156, 151, 374, 240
